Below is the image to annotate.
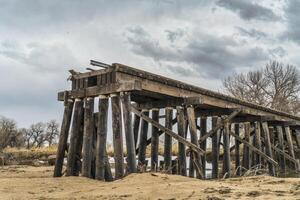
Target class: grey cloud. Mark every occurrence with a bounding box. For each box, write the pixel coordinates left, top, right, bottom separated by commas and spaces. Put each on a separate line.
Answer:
0, 40, 78, 73
126, 26, 269, 79
216, 0, 280, 21
236, 26, 267, 39
284, 0, 300, 44
165, 29, 185, 43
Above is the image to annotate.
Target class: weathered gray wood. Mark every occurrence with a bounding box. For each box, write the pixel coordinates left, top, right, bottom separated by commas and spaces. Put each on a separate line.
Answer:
54, 100, 74, 177
133, 113, 140, 148
95, 96, 109, 180
222, 122, 231, 178
242, 122, 251, 171
186, 106, 203, 179
164, 107, 173, 172
200, 117, 207, 178
177, 106, 187, 176
104, 148, 113, 181
261, 122, 276, 176
198, 109, 241, 143
295, 130, 300, 150
151, 108, 160, 171
276, 125, 286, 173
228, 130, 278, 166
111, 94, 124, 179
234, 123, 241, 176
254, 122, 262, 167
82, 97, 95, 178
66, 99, 84, 176
138, 110, 149, 168
212, 117, 219, 179
284, 126, 295, 159
120, 92, 137, 173
131, 106, 204, 155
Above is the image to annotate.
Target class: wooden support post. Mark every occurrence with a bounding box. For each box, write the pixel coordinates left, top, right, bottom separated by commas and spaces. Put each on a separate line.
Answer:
54, 100, 74, 177
138, 110, 149, 168
111, 94, 124, 179
276, 125, 286, 173
95, 95, 109, 180
254, 122, 262, 168
261, 122, 276, 176
242, 122, 251, 171
186, 106, 202, 178
212, 117, 220, 179
177, 106, 187, 176
120, 92, 137, 173
82, 97, 95, 178
151, 108, 160, 171
222, 122, 231, 178
295, 130, 300, 150
104, 148, 113, 181
66, 99, 84, 176
284, 126, 295, 159
200, 117, 207, 178
133, 113, 141, 149
164, 107, 173, 172
234, 123, 241, 176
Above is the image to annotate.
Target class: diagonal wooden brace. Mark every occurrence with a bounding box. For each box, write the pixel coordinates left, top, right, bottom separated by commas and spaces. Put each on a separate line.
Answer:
198, 109, 242, 144
131, 105, 204, 156
229, 130, 278, 167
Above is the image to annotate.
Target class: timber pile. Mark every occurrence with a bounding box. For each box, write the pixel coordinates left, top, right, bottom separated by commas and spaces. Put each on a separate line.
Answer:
53, 60, 300, 181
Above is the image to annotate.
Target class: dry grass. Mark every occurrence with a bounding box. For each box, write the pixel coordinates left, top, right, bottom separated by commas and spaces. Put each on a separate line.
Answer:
2, 146, 57, 164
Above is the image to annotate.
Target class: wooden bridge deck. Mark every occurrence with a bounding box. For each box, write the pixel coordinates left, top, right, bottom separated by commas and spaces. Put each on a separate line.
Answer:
58, 62, 300, 124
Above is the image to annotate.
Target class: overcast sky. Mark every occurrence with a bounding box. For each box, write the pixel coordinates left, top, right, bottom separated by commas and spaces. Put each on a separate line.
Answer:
0, 0, 300, 128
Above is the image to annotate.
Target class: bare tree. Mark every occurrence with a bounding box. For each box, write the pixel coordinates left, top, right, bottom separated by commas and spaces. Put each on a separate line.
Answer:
0, 116, 18, 150
45, 120, 59, 146
28, 122, 46, 147
223, 61, 300, 114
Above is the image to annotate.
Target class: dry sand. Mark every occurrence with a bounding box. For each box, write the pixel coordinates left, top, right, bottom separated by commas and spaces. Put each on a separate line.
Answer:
0, 165, 299, 200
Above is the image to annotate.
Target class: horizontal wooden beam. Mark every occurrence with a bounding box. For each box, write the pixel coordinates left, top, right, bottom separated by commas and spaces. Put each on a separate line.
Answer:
58, 80, 142, 101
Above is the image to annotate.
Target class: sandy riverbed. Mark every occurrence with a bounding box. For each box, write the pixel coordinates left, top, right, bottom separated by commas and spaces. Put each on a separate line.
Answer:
0, 165, 299, 200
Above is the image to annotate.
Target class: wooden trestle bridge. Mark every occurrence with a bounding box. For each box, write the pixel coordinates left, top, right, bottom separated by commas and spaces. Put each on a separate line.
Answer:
53, 60, 300, 181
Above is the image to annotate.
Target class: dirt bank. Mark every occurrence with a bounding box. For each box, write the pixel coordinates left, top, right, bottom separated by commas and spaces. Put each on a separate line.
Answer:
0, 165, 299, 200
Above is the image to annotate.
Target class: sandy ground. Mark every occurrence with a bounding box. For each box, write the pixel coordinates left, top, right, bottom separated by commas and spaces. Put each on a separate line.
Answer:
0, 165, 299, 200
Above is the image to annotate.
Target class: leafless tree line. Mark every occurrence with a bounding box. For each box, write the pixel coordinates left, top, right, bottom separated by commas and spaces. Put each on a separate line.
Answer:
0, 117, 59, 150
223, 61, 300, 115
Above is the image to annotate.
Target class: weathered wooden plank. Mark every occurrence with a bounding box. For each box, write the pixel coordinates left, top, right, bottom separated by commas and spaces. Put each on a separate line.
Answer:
276, 126, 286, 173
223, 122, 231, 178
200, 117, 207, 178
95, 96, 109, 180
111, 94, 124, 179
198, 109, 241, 143
131, 106, 204, 155
284, 126, 295, 159
54, 100, 74, 177
135, 118, 177, 154
211, 117, 219, 179
133, 113, 141, 148
234, 123, 241, 176
151, 108, 160, 171
138, 110, 149, 168
66, 99, 84, 176
186, 106, 203, 179
177, 106, 187, 176
58, 81, 142, 100
120, 92, 137, 173
261, 122, 276, 176
82, 97, 95, 178
254, 122, 262, 167
164, 107, 173, 172
228, 130, 278, 167
242, 123, 251, 171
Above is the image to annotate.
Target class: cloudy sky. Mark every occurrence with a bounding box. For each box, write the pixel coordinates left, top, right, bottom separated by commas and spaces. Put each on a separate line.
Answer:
0, 0, 300, 128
